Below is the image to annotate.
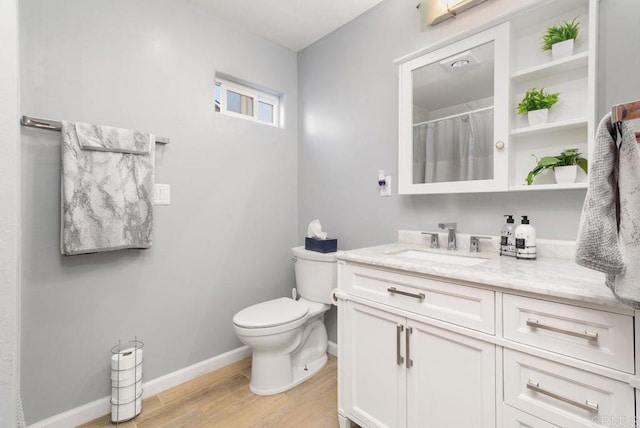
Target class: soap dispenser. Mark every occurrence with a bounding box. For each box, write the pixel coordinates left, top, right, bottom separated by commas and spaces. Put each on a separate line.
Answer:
515, 216, 536, 260
500, 215, 516, 257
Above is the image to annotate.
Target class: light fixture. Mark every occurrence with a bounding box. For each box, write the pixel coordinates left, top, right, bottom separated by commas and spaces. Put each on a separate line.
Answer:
439, 51, 480, 73
419, 0, 490, 29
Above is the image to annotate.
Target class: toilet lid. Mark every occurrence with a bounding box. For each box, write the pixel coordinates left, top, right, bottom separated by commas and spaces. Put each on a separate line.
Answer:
233, 297, 309, 328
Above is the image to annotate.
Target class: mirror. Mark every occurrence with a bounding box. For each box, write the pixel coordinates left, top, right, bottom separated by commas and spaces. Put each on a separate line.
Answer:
398, 23, 509, 195
412, 41, 494, 184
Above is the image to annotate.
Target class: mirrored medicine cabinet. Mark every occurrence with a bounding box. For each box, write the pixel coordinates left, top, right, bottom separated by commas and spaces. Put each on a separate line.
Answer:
397, 0, 596, 195
398, 23, 510, 195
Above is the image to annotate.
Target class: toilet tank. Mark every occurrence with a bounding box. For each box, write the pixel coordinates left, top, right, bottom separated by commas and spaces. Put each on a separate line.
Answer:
292, 246, 337, 304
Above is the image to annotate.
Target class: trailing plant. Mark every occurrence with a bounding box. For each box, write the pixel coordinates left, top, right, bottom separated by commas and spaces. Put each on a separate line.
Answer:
542, 18, 579, 51
517, 87, 560, 115
525, 148, 588, 185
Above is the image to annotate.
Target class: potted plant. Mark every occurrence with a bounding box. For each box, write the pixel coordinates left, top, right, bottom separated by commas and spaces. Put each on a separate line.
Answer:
525, 148, 588, 185
542, 18, 579, 60
517, 87, 560, 127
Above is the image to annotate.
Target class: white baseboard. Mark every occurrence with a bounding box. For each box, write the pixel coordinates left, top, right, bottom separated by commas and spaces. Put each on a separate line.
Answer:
328, 340, 338, 357
28, 346, 251, 428
142, 345, 251, 398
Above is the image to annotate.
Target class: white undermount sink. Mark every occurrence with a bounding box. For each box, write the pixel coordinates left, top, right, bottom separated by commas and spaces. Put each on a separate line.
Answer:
392, 249, 489, 266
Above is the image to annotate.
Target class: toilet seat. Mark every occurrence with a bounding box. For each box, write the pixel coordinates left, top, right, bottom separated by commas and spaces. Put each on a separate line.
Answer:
233, 297, 308, 329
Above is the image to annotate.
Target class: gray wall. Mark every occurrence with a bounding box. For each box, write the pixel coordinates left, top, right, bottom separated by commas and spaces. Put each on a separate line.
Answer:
0, 0, 20, 426
298, 0, 640, 343
20, 0, 298, 423
598, 0, 640, 127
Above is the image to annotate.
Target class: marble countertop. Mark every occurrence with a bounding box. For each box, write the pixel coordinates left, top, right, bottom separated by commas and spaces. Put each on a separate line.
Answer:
338, 242, 628, 310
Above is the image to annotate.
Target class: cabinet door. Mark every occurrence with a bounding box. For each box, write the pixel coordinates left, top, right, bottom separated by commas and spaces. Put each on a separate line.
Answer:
398, 22, 510, 195
406, 320, 496, 428
346, 301, 407, 428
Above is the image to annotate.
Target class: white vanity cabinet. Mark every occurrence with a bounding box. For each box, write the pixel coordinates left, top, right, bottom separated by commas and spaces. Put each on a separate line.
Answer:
340, 264, 496, 428
337, 259, 638, 428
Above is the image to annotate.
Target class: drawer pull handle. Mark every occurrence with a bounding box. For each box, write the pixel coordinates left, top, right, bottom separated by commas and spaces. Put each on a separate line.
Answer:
396, 324, 404, 366
387, 287, 426, 301
526, 319, 599, 341
527, 380, 599, 413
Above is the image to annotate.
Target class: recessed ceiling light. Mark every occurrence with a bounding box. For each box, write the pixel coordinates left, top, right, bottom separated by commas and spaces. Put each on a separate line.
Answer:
439, 51, 480, 73
451, 60, 470, 68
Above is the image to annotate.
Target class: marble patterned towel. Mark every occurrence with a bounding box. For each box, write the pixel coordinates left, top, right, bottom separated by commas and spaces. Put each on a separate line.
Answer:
61, 121, 155, 255
75, 122, 152, 154
576, 113, 640, 308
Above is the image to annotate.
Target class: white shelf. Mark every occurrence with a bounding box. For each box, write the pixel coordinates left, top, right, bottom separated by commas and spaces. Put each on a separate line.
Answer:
512, 52, 589, 83
509, 182, 588, 192
510, 117, 588, 137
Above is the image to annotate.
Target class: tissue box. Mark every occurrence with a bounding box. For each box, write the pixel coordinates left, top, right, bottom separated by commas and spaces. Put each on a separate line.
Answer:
305, 237, 337, 253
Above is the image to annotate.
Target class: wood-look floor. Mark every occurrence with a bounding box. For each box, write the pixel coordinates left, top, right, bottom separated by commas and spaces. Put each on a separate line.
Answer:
82, 355, 339, 428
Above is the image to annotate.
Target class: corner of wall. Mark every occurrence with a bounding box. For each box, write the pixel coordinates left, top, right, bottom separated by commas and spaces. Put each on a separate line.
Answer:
0, 0, 21, 425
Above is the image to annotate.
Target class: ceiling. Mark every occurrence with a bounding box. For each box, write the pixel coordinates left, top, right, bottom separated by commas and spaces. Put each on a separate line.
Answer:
192, 0, 385, 52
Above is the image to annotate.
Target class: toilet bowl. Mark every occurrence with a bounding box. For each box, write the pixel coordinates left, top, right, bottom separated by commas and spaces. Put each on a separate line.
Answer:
232, 247, 337, 395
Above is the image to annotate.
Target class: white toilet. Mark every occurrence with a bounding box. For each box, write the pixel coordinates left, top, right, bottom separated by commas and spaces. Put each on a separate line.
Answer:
232, 246, 337, 395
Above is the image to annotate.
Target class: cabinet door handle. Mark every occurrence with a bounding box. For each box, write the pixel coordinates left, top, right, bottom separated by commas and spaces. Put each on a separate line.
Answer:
526, 319, 599, 341
387, 287, 426, 301
406, 326, 413, 368
526, 380, 599, 413
396, 324, 404, 366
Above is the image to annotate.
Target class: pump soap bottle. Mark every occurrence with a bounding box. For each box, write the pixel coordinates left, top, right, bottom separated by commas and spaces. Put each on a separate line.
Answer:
500, 215, 516, 257
515, 216, 536, 260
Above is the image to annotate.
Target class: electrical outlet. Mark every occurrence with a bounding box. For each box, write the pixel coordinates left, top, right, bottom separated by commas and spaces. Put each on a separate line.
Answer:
154, 184, 170, 205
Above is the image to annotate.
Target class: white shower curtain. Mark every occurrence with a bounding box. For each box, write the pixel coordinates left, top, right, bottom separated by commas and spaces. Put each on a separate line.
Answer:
413, 108, 494, 184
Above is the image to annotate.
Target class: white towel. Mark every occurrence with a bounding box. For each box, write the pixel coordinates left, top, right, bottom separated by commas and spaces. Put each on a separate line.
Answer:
576, 113, 640, 308
61, 121, 155, 255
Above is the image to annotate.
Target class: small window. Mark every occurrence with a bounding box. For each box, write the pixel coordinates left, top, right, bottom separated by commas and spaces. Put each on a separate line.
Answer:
215, 77, 281, 127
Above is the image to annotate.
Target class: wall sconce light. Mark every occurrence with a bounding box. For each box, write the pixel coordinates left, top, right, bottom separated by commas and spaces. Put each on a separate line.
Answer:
418, 0, 490, 29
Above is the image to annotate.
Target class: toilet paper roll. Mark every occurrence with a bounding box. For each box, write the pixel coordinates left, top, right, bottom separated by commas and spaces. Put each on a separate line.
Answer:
111, 347, 143, 371
111, 397, 142, 422
111, 380, 143, 404
111, 367, 143, 386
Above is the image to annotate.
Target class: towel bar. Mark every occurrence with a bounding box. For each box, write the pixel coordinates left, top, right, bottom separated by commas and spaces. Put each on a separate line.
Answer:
20, 115, 170, 144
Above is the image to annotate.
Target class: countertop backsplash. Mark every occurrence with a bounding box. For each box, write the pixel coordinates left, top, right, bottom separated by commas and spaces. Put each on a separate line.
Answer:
397, 230, 576, 260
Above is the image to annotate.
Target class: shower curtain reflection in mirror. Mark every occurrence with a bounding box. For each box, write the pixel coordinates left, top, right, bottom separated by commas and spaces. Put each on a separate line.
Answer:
413, 107, 494, 184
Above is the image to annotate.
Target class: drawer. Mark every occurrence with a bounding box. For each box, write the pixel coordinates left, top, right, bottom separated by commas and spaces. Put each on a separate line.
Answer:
503, 294, 634, 373
503, 404, 559, 427
504, 349, 635, 428
346, 264, 494, 334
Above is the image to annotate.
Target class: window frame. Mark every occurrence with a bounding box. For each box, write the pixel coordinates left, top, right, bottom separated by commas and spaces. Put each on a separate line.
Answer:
216, 78, 281, 128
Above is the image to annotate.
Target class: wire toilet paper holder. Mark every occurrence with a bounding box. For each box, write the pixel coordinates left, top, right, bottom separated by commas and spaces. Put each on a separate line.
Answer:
111, 338, 144, 424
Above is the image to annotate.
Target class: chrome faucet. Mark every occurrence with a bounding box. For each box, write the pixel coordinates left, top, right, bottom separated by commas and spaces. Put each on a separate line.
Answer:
470, 236, 492, 253
421, 232, 439, 249
438, 222, 457, 250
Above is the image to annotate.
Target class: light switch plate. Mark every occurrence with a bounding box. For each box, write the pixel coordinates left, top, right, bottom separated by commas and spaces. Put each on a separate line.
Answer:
380, 176, 392, 197
154, 184, 170, 205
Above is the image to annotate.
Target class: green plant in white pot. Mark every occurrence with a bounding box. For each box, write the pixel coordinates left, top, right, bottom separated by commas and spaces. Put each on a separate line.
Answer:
517, 87, 560, 127
525, 148, 588, 185
542, 18, 579, 60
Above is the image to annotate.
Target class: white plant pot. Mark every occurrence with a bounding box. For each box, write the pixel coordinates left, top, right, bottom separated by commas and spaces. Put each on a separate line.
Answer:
554, 165, 578, 184
527, 108, 548, 127
551, 39, 575, 61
